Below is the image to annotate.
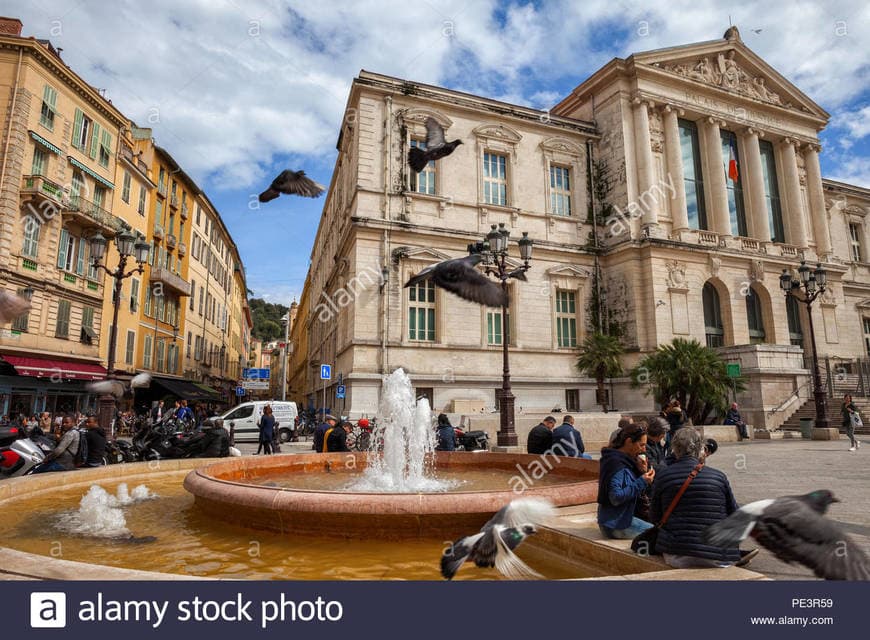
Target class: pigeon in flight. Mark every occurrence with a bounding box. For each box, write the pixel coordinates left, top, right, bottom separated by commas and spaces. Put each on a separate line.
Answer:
258, 170, 325, 202
408, 117, 463, 173
441, 498, 556, 580
703, 490, 870, 580
404, 254, 506, 307
87, 372, 152, 401
0, 290, 32, 324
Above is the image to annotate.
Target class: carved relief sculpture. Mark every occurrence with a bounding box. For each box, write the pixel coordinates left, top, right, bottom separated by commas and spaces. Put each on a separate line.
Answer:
666, 260, 688, 289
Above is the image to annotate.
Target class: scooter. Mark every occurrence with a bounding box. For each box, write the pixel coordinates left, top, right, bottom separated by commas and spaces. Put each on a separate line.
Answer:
132, 418, 229, 460
0, 438, 46, 478
453, 426, 489, 451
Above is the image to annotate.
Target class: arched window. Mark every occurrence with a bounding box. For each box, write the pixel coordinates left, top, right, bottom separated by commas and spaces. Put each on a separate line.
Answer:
786, 295, 804, 347
703, 283, 724, 348
746, 288, 766, 344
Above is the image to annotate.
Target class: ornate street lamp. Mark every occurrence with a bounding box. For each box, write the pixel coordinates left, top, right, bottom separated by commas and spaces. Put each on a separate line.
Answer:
780, 261, 830, 429
90, 227, 150, 435
470, 224, 534, 447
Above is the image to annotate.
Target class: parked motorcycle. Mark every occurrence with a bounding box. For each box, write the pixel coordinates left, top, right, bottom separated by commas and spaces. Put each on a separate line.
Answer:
0, 437, 46, 478
453, 426, 489, 451
132, 418, 230, 460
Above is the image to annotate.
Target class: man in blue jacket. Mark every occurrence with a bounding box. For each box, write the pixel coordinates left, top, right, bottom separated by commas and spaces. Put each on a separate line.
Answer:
313, 414, 337, 452
551, 415, 592, 459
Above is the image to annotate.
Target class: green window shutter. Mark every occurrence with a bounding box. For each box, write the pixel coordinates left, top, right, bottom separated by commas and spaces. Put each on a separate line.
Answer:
82, 305, 94, 329
43, 85, 56, 106
90, 121, 101, 159
31, 147, 46, 176
72, 109, 83, 148
56, 299, 71, 338
76, 237, 86, 275
57, 228, 69, 268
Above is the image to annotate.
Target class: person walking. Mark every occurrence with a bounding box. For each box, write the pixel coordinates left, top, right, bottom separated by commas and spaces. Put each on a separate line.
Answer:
257, 405, 276, 455
841, 394, 861, 452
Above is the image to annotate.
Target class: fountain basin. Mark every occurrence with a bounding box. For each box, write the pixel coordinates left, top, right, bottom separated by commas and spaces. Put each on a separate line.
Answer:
184, 452, 598, 539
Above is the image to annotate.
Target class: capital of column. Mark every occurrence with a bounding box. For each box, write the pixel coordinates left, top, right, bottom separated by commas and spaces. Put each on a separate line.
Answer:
743, 126, 765, 138
631, 95, 656, 110
662, 104, 685, 117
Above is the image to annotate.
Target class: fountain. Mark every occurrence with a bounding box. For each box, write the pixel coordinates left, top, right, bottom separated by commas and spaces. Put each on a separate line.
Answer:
183, 369, 598, 539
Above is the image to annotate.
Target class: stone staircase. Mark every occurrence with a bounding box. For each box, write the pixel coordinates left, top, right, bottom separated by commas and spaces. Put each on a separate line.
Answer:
778, 396, 870, 436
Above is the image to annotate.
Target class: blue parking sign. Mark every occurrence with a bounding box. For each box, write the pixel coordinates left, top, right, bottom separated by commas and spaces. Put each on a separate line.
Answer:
320, 364, 331, 380
336, 384, 346, 399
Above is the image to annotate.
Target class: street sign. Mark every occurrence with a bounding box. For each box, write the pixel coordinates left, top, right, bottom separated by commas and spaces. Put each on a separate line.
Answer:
243, 368, 270, 380
236, 386, 245, 397
242, 380, 269, 390
726, 363, 741, 378
320, 364, 331, 380
336, 384, 346, 399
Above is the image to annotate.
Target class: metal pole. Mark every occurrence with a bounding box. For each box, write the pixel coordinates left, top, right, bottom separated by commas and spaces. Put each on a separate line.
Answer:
281, 312, 289, 402
804, 298, 830, 429
497, 266, 517, 447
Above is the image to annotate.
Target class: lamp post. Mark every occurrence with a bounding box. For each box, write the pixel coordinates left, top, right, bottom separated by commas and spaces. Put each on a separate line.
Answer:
281, 313, 290, 402
779, 260, 830, 429
469, 223, 533, 447
90, 228, 150, 434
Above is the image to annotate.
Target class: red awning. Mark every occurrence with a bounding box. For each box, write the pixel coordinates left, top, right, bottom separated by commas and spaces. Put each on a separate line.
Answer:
2, 356, 107, 381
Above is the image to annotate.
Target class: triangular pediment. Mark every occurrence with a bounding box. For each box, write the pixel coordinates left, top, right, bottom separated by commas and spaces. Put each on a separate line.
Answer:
391, 246, 452, 264
547, 265, 592, 279
855, 299, 870, 310
632, 28, 828, 120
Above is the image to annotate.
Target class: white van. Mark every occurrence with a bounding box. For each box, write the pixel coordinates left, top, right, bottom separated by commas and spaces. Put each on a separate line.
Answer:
219, 400, 298, 443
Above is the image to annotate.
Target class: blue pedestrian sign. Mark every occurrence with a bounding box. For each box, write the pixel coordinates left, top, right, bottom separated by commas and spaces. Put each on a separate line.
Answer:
320, 364, 332, 380
236, 386, 246, 397
336, 384, 346, 399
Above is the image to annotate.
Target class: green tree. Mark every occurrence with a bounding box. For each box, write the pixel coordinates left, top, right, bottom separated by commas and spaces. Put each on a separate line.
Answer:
629, 338, 745, 424
248, 297, 289, 342
576, 332, 624, 412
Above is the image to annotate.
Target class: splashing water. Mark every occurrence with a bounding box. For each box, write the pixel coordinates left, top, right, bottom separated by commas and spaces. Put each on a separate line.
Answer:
351, 369, 457, 492
56, 483, 154, 538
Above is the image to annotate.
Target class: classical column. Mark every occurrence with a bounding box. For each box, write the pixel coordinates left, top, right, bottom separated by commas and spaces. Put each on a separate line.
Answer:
702, 117, 731, 237
779, 138, 808, 248
742, 128, 771, 242
632, 98, 659, 227
804, 144, 832, 258
662, 105, 689, 232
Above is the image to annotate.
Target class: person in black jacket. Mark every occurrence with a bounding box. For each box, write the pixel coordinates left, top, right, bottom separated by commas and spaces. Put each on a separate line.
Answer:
649, 427, 744, 568
84, 415, 107, 467
645, 417, 670, 473
435, 414, 456, 451
326, 421, 352, 452
527, 416, 556, 455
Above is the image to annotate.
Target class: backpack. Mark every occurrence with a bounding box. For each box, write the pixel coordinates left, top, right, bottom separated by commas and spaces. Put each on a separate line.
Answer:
73, 428, 89, 467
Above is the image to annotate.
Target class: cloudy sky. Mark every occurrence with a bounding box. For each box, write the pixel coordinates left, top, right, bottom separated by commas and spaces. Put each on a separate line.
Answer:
11, 0, 869, 303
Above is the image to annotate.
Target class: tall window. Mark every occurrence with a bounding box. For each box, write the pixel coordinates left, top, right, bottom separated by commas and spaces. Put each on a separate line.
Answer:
864, 319, 870, 356
483, 152, 507, 206
746, 287, 766, 344
703, 282, 724, 348
555, 290, 577, 348
156, 339, 165, 372
487, 308, 510, 345
40, 85, 57, 130
130, 278, 139, 312
759, 140, 785, 243
22, 216, 40, 258
11, 288, 30, 332
786, 295, 804, 347
198, 285, 204, 316
121, 171, 131, 203
187, 331, 192, 357
71, 171, 84, 198
565, 389, 580, 412
55, 299, 71, 338
72, 109, 92, 151
57, 229, 78, 272
189, 279, 196, 310
125, 330, 135, 365
137, 185, 146, 215
98, 129, 112, 168
31, 147, 47, 176
849, 223, 863, 262
143, 335, 153, 369
409, 140, 436, 194
679, 119, 707, 230
408, 278, 436, 342
81, 306, 95, 344
167, 343, 178, 374
720, 130, 747, 236
550, 165, 572, 216
94, 186, 106, 210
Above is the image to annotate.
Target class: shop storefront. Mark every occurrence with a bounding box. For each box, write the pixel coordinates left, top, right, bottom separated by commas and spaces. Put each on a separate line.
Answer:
0, 355, 107, 420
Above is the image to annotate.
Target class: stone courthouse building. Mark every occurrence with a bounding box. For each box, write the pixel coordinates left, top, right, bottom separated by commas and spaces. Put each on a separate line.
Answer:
290, 27, 870, 429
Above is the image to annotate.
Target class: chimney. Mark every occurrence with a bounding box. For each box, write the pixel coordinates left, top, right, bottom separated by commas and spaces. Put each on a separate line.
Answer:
0, 17, 23, 37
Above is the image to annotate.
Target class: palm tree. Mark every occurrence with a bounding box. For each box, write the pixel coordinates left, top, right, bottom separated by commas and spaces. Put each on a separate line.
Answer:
576, 332, 624, 411
629, 338, 745, 424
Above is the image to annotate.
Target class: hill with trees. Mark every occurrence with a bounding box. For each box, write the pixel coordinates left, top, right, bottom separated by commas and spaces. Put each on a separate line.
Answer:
248, 298, 289, 342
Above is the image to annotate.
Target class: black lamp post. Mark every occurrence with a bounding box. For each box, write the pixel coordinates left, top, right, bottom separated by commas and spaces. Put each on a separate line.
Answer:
779, 260, 830, 429
90, 228, 150, 433
469, 223, 533, 447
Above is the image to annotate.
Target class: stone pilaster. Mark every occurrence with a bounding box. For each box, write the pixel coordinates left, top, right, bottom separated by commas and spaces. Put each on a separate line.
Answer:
742, 128, 771, 242
662, 105, 688, 233
702, 117, 731, 237
779, 138, 808, 249
632, 97, 659, 228
804, 144, 832, 259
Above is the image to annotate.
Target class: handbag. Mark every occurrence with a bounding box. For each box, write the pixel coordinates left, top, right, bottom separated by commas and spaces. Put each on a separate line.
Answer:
631, 462, 704, 555
851, 412, 864, 428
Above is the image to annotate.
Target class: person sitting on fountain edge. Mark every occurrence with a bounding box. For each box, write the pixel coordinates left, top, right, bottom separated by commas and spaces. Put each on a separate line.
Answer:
435, 413, 457, 451
551, 415, 591, 459
597, 422, 655, 539
313, 414, 337, 452
527, 416, 556, 455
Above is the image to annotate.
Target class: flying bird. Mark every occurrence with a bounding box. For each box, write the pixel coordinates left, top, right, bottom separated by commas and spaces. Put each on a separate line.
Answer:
0, 290, 32, 324
404, 254, 506, 307
87, 372, 152, 400
258, 170, 325, 202
751, 28, 763, 34
440, 498, 556, 580
703, 490, 870, 581
408, 117, 463, 173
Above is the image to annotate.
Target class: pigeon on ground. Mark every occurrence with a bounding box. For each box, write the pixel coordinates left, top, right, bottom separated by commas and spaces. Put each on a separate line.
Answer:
0, 290, 32, 324
440, 498, 556, 580
404, 254, 506, 307
258, 170, 325, 202
87, 372, 152, 400
703, 489, 870, 580
408, 117, 463, 173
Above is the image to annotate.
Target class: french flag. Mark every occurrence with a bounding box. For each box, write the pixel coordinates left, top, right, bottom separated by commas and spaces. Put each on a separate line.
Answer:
727, 139, 739, 182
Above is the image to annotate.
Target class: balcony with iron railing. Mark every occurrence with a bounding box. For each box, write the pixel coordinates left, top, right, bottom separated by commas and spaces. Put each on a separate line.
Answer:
64, 194, 124, 234
20, 174, 65, 210
149, 267, 191, 296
